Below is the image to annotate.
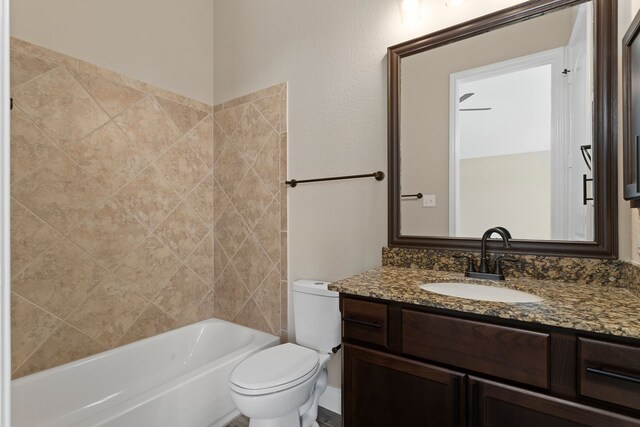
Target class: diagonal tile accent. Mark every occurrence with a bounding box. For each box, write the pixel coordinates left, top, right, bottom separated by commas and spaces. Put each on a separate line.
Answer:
12, 151, 110, 234
10, 108, 67, 185
11, 200, 60, 277
115, 165, 181, 230
190, 291, 215, 323
187, 232, 214, 287
253, 198, 280, 263
155, 137, 209, 195
10, 49, 59, 88
232, 234, 274, 294
231, 168, 273, 230
253, 94, 281, 130
69, 68, 146, 117
154, 200, 209, 261
153, 266, 209, 323
214, 238, 230, 282
233, 298, 271, 334
214, 204, 249, 259
231, 104, 274, 165
118, 304, 177, 346
214, 266, 250, 321
253, 131, 280, 196
113, 96, 181, 162
211, 119, 228, 168
67, 199, 148, 270
63, 122, 149, 193
156, 97, 209, 134
213, 104, 248, 137
66, 273, 148, 346
13, 67, 110, 144
11, 293, 61, 372
253, 267, 280, 334
187, 173, 214, 228
13, 323, 107, 378
12, 237, 109, 319
186, 114, 215, 169
213, 178, 229, 225
115, 234, 182, 300
214, 142, 250, 197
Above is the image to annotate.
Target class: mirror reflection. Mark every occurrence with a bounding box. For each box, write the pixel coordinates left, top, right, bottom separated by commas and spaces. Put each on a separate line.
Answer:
400, 1, 594, 241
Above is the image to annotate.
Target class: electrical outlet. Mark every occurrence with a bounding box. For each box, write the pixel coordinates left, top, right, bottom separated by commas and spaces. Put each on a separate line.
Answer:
423, 194, 436, 208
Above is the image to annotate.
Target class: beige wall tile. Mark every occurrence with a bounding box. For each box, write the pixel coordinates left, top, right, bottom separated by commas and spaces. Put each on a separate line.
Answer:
280, 86, 287, 133
232, 234, 274, 294
69, 68, 145, 117
115, 235, 182, 300
115, 165, 181, 230
186, 114, 215, 169
153, 266, 208, 322
214, 204, 249, 259
253, 131, 280, 196
231, 105, 274, 165
187, 233, 214, 287
154, 201, 209, 261
252, 83, 285, 102
233, 298, 271, 334
213, 178, 229, 225
253, 198, 280, 263
10, 108, 65, 185
213, 238, 230, 282
156, 97, 209, 134
12, 151, 110, 234
211, 119, 227, 168
214, 142, 250, 197
11, 201, 60, 277
281, 232, 287, 281
253, 267, 280, 334
214, 266, 250, 320
13, 323, 107, 378
66, 273, 148, 346
155, 137, 209, 195
11, 293, 61, 372
64, 122, 149, 193
113, 96, 181, 162
253, 94, 280, 130
231, 168, 273, 229
118, 304, 177, 346
190, 291, 215, 323
67, 200, 148, 269
13, 67, 109, 144
10, 49, 59, 88
213, 104, 248, 137
12, 238, 109, 319
187, 173, 214, 228
280, 280, 288, 332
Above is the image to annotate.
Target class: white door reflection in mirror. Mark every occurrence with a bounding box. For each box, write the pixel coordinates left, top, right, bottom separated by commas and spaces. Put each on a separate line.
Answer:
399, 1, 594, 241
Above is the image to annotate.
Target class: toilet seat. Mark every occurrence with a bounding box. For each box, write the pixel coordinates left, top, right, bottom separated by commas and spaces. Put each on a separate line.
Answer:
230, 343, 320, 396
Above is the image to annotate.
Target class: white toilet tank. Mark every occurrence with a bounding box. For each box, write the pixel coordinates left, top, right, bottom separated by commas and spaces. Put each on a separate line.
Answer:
293, 280, 341, 353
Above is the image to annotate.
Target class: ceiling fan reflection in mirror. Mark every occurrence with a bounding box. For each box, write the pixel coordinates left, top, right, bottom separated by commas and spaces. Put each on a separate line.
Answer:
459, 92, 492, 111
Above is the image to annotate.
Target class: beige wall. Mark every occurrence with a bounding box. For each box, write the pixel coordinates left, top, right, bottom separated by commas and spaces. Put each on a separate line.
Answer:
10, 0, 214, 105
459, 151, 551, 239
400, 8, 572, 236
10, 39, 214, 377
212, 85, 288, 339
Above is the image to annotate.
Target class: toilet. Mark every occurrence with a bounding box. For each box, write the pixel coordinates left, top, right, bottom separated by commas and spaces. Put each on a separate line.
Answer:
229, 279, 341, 427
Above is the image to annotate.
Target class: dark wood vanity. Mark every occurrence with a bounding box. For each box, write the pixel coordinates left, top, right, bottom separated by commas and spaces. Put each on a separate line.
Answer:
341, 295, 640, 426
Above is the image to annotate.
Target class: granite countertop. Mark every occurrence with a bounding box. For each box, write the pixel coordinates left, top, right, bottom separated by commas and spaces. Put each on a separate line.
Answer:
328, 266, 640, 340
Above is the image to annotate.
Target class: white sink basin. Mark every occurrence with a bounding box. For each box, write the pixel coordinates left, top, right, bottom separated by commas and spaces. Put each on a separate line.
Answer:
419, 282, 543, 303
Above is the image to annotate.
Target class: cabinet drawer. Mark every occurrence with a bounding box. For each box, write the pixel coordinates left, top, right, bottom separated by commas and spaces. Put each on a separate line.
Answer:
342, 298, 387, 347
403, 310, 549, 389
579, 338, 640, 411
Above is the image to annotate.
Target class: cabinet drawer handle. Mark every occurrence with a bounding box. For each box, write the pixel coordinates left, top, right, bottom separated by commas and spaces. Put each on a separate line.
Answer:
343, 317, 382, 328
586, 367, 640, 385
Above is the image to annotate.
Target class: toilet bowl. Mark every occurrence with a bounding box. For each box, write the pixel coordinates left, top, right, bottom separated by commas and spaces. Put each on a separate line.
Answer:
228, 280, 340, 427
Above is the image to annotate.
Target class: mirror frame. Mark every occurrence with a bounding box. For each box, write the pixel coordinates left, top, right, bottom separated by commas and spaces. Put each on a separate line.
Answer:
388, 0, 618, 258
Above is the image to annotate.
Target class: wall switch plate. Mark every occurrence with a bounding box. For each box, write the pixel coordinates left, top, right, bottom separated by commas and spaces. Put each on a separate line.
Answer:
423, 194, 436, 208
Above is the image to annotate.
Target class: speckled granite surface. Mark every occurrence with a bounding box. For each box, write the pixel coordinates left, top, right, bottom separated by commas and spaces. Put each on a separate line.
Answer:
328, 266, 640, 340
382, 247, 627, 285
621, 261, 640, 297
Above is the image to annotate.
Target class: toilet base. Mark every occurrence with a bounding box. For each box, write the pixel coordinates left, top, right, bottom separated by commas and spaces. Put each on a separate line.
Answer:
248, 411, 299, 427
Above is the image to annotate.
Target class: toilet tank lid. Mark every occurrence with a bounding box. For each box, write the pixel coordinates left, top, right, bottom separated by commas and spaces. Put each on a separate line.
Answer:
293, 279, 338, 297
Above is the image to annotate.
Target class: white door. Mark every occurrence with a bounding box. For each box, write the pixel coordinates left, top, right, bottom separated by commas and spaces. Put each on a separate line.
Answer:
566, 3, 594, 241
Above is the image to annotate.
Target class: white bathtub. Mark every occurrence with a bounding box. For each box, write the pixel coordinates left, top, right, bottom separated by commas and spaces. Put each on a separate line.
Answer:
12, 319, 279, 427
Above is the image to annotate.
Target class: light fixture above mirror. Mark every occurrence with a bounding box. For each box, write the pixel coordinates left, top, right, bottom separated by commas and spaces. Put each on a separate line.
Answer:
398, 0, 423, 23
445, 0, 468, 7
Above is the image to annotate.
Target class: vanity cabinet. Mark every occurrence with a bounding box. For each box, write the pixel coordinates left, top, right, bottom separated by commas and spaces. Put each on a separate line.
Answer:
341, 295, 640, 427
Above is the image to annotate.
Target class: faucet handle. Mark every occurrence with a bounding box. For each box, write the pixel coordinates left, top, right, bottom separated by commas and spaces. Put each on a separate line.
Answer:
494, 255, 522, 276
453, 254, 476, 273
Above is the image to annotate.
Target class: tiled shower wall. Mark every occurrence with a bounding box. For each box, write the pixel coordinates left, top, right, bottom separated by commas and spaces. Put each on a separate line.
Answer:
212, 85, 288, 340
10, 38, 216, 377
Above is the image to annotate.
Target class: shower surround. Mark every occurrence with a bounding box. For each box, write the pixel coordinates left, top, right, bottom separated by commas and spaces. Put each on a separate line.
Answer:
10, 37, 287, 378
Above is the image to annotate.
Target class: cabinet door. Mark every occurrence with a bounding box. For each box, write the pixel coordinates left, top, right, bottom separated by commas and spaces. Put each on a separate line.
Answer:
344, 344, 466, 427
469, 377, 640, 427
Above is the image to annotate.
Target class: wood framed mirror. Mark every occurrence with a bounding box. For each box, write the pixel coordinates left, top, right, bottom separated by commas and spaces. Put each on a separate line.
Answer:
388, 0, 617, 258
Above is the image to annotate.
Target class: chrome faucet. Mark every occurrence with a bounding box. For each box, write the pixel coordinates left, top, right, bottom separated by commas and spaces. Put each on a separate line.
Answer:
454, 226, 519, 280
